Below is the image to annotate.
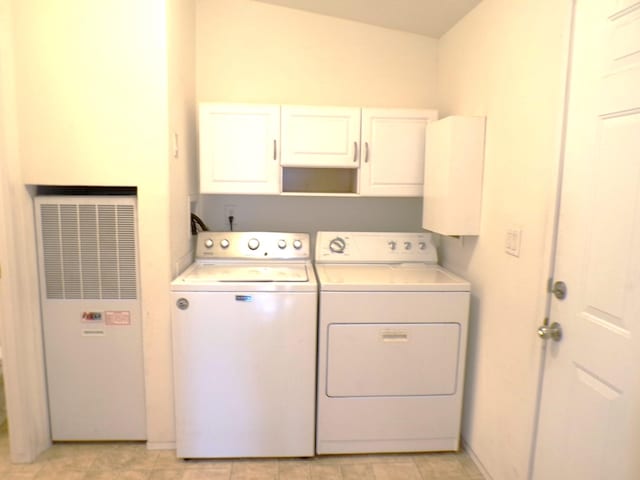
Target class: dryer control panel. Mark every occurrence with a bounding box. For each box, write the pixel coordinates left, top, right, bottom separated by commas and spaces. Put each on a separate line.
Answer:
315, 232, 438, 264
196, 232, 310, 260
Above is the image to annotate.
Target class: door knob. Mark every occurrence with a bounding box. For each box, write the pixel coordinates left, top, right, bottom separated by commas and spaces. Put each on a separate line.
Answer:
537, 322, 562, 341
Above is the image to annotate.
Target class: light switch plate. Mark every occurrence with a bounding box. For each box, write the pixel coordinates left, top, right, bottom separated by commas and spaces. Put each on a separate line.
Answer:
505, 227, 522, 257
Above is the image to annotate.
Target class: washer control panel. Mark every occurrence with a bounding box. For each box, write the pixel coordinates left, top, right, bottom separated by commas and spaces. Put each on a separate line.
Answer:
196, 232, 309, 260
315, 232, 438, 264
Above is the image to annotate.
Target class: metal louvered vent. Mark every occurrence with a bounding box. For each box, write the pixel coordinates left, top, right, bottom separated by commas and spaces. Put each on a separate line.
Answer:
39, 200, 138, 300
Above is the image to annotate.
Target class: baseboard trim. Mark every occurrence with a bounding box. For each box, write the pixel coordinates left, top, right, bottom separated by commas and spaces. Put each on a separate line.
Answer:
462, 438, 493, 480
146, 441, 176, 451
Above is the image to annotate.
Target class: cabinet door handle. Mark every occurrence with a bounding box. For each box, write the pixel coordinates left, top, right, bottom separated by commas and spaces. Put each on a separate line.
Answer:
353, 141, 358, 162
273, 139, 277, 160
364, 142, 369, 163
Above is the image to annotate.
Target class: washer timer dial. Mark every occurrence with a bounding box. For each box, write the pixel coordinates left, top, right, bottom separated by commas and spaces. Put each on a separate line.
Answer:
329, 237, 346, 254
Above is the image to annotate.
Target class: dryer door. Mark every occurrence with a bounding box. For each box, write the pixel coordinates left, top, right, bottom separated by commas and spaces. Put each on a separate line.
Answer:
326, 323, 460, 397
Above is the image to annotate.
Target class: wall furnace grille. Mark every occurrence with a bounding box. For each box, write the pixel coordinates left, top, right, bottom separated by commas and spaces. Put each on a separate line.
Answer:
39, 201, 138, 300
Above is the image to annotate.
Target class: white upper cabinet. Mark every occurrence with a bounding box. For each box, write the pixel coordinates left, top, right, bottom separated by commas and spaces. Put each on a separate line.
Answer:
280, 106, 361, 168
422, 116, 486, 236
199, 104, 280, 194
198, 103, 439, 197
359, 109, 438, 197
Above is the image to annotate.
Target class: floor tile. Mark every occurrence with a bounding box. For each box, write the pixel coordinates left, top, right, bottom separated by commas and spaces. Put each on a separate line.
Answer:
278, 461, 310, 480
149, 469, 185, 480
414, 452, 473, 479
83, 470, 152, 480
339, 464, 375, 480
309, 463, 341, 480
230, 460, 278, 479
3, 472, 40, 480
371, 462, 422, 480
90, 444, 158, 471
0, 425, 487, 480
182, 468, 232, 480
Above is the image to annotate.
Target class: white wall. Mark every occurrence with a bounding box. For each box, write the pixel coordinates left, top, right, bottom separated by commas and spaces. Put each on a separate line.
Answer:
8, 0, 196, 451
436, 1, 572, 479
163, 0, 197, 448
201, 195, 423, 240
168, 0, 198, 277
196, 0, 438, 107
14, 1, 168, 186
0, 0, 50, 462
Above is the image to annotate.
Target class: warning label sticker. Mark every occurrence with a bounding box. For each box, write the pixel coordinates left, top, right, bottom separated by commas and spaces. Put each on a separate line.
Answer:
105, 311, 131, 326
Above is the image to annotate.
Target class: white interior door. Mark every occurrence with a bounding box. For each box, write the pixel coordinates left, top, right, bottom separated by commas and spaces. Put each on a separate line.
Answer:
533, 1, 640, 479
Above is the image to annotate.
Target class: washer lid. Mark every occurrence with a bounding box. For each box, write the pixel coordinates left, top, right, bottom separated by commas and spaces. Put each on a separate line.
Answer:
314, 264, 469, 291
178, 262, 309, 283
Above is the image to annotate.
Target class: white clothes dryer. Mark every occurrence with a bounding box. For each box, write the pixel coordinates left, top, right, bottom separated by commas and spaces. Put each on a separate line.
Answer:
314, 231, 470, 454
171, 232, 317, 458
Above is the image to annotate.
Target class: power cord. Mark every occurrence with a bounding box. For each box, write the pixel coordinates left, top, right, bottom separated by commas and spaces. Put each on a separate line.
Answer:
190, 213, 209, 235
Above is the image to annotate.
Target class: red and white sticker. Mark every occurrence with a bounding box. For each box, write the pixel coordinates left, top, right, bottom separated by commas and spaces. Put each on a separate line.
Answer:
105, 311, 131, 326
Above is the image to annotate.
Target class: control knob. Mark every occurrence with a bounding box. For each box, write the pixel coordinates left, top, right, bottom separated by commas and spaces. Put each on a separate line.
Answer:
329, 237, 346, 254
418, 242, 427, 250
388, 241, 397, 251
247, 238, 260, 250
404, 241, 412, 250
277, 239, 287, 249
220, 239, 230, 249
204, 238, 214, 249
293, 239, 303, 250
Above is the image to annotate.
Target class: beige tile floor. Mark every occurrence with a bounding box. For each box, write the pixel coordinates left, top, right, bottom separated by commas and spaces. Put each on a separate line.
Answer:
0, 423, 484, 480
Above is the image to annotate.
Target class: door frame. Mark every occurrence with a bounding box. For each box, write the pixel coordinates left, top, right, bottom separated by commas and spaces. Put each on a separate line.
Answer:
0, 0, 51, 462
527, 0, 578, 478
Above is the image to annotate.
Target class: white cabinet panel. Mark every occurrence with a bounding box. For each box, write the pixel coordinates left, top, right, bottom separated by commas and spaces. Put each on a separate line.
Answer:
422, 116, 485, 236
199, 104, 280, 194
360, 109, 438, 196
281, 106, 361, 168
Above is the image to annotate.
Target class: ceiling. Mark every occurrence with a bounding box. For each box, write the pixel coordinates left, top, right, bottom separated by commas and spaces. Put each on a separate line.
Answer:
253, 0, 482, 38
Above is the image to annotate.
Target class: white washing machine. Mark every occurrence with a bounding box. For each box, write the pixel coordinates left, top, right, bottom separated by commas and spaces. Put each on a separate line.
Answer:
171, 232, 317, 458
314, 231, 471, 454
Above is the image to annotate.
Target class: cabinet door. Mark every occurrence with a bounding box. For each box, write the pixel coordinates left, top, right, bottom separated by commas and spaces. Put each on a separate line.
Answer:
199, 104, 280, 194
422, 116, 485, 236
281, 106, 361, 168
360, 109, 438, 196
